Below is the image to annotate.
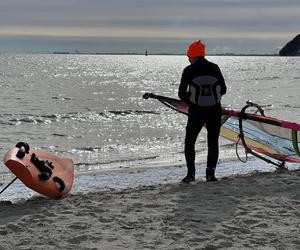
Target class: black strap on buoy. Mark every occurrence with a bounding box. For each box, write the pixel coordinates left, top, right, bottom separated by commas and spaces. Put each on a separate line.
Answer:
15, 142, 30, 154
0, 177, 18, 195
53, 176, 65, 192
30, 153, 53, 180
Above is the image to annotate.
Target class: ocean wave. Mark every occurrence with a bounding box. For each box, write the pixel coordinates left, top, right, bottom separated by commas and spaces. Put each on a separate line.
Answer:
1, 113, 61, 125
75, 156, 159, 167
62, 110, 160, 122
2, 110, 160, 125
280, 104, 300, 109
108, 110, 159, 116
52, 133, 67, 137
9, 117, 48, 124
250, 76, 280, 81
51, 96, 72, 100
74, 156, 159, 173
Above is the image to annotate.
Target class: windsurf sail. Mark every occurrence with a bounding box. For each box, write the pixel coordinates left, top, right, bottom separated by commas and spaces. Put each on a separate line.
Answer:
143, 93, 300, 168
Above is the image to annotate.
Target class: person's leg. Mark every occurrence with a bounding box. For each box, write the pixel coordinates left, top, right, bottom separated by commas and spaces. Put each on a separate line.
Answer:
182, 109, 205, 183
205, 107, 222, 181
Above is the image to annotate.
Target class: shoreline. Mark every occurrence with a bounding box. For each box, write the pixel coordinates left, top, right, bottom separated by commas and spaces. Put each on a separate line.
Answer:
0, 51, 284, 56
0, 169, 299, 249
0, 156, 283, 202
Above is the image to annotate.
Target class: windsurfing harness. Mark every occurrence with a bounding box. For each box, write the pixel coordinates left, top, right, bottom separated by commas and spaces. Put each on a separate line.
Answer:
143, 93, 300, 168
178, 58, 226, 106
189, 76, 222, 106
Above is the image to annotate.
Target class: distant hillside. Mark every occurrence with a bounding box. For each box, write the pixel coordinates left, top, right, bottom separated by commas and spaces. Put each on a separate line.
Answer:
279, 34, 300, 56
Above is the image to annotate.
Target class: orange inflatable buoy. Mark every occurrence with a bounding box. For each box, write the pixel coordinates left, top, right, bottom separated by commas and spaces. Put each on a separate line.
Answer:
3, 142, 74, 199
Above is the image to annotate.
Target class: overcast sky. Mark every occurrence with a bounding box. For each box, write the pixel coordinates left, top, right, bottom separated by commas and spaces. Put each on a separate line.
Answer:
0, 0, 299, 54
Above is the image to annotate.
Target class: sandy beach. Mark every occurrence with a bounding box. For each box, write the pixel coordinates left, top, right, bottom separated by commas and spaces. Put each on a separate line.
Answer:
0, 169, 299, 250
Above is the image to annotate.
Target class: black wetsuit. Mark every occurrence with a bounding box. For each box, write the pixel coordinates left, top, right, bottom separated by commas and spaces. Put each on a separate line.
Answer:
178, 57, 227, 177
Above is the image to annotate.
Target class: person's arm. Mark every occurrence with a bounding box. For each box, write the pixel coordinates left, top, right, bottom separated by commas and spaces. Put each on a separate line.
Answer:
178, 68, 190, 103
216, 66, 227, 96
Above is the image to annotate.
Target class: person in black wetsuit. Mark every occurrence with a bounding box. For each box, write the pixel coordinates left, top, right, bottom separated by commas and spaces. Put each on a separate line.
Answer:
178, 40, 227, 183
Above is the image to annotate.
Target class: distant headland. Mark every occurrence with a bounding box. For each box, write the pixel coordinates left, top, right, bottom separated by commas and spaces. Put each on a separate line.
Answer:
52, 51, 278, 57
279, 34, 300, 56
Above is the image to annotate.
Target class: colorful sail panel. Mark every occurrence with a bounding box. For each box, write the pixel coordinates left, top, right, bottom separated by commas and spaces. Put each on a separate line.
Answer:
221, 115, 300, 163
143, 93, 300, 164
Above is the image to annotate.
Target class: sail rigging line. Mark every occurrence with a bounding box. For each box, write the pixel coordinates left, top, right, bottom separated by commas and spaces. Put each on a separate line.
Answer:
238, 101, 287, 169
0, 176, 18, 196
235, 136, 248, 163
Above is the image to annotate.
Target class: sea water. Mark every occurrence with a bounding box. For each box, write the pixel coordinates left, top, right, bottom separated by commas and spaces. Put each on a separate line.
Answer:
0, 54, 299, 201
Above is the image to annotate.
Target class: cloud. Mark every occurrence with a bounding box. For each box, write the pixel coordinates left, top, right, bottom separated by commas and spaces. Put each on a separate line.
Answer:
0, 24, 295, 42
1, 0, 299, 28
0, 0, 299, 53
